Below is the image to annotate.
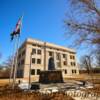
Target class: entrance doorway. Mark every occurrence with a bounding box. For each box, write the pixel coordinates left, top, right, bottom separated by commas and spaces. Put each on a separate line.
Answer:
48, 57, 55, 70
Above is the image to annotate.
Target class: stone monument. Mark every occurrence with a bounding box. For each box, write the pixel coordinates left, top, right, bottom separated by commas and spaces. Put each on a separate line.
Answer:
39, 57, 64, 84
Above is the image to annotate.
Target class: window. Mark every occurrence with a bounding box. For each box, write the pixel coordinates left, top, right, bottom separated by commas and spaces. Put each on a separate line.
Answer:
56, 53, 60, 60
37, 50, 41, 54
63, 54, 66, 58
71, 62, 72, 66
18, 54, 21, 59
32, 49, 36, 54
65, 70, 67, 74
37, 69, 40, 75
50, 47, 52, 49
49, 51, 53, 56
70, 62, 76, 66
22, 50, 25, 56
17, 70, 23, 78
73, 56, 75, 59
21, 59, 24, 65
38, 45, 41, 48
57, 62, 61, 67
37, 59, 41, 64
73, 62, 76, 66
32, 58, 35, 64
72, 70, 76, 74
63, 61, 67, 65
32, 44, 36, 46
18, 62, 20, 67
70, 55, 72, 59
31, 69, 35, 75
70, 55, 75, 59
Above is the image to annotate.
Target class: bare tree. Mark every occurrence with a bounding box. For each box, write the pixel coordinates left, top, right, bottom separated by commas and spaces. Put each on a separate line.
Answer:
3, 56, 13, 68
0, 56, 13, 78
80, 55, 95, 86
80, 55, 93, 74
95, 45, 100, 67
64, 0, 100, 46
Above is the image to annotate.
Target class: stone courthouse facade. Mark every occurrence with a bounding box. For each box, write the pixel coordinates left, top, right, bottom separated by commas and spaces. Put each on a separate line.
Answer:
17, 38, 79, 81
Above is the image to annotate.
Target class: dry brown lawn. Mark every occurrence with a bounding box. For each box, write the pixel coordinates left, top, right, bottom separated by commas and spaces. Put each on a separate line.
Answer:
0, 85, 100, 100
0, 79, 9, 86
0, 92, 75, 100
0, 74, 100, 100
82, 85, 100, 96
0, 87, 74, 100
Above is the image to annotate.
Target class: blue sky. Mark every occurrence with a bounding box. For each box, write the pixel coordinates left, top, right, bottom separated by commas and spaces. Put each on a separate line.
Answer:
0, 0, 86, 64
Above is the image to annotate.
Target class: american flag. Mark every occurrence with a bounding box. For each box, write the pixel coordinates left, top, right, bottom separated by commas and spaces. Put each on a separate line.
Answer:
11, 16, 23, 41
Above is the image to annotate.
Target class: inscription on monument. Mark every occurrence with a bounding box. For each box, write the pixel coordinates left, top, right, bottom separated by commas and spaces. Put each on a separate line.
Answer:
39, 71, 64, 84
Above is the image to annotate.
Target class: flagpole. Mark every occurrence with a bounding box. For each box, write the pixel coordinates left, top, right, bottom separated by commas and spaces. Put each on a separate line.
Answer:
9, 39, 16, 85
9, 15, 23, 89
12, 34, 20, 89
12, 15, 23, 89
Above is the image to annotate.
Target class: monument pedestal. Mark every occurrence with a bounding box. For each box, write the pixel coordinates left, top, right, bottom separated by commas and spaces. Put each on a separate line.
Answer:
39, 70, 64, 84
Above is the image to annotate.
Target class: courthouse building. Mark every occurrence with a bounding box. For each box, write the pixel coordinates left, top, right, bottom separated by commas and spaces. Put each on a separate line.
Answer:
17, 38, 79, 81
